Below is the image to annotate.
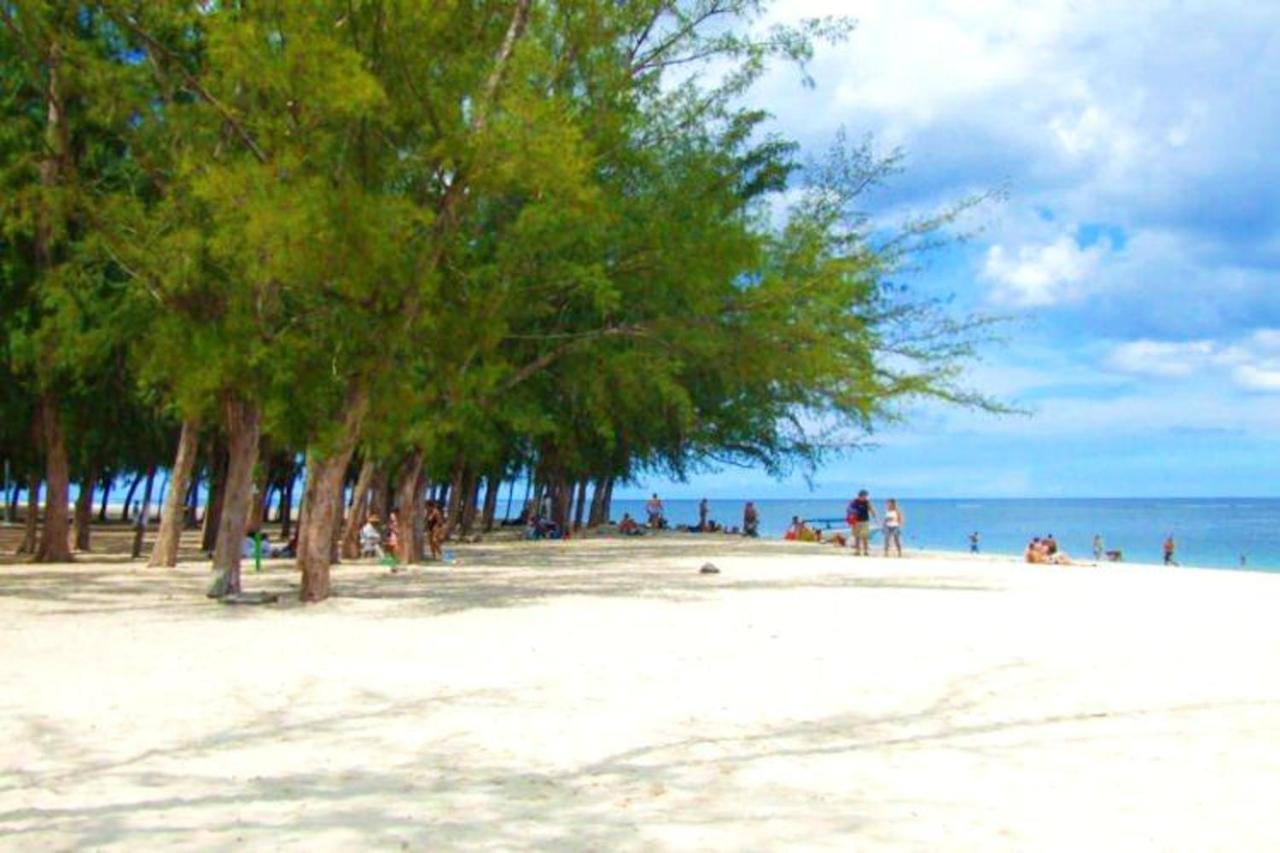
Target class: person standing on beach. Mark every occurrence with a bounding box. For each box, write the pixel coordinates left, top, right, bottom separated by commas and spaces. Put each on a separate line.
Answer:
645, 493, 664, 528
1163, 535, 1178, 566
425, 501, 446, 561
743, 502, 759, 537
882, 498, 904, 557
969, 531, 980, 553
846, 490, 877, 555
1093, 534, 1104, 561
698, 498, 709, 531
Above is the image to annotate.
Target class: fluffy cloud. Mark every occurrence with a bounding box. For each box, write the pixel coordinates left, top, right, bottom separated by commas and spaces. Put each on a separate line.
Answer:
757, 0, 1280, 337
982, 237, 1108, 307
1105, 331, 1280, 392
1106, 340, 1216, 378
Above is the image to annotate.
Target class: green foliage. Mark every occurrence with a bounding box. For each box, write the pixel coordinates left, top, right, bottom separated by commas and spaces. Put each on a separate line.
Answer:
1, 0, 1003, 502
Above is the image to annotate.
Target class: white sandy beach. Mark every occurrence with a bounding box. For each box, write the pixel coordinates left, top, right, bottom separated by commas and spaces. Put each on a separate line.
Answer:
3, 536, 1280, 850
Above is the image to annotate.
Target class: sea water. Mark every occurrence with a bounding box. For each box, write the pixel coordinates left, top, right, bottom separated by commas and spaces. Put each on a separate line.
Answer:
612, 497, 1280, 573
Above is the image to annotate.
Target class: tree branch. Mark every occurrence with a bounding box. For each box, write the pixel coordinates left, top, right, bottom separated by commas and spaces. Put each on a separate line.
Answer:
473, 0, 533, 134
109, 10, 269, 164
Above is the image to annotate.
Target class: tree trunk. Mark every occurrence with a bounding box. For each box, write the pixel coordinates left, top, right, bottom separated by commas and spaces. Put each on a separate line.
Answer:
210, 397, 262, 597
602, 476, 616, 525
552, 473, 572, 534
32, 46, 70, 564
340, 458, 375, 559
73, 466, 98, 551
573, 479, 588, 531
149, 417, 200, 568
97, 476, 112, 522
394, 450, 424, 564
410, 466, 428, 563
297, 384, 368, 603
185, 465, 201, 525
481, 476, 500, 532
17, 476, 40, 554
588, 476, 607, 527
36, 394, 73, 563
279, 472, 295, 539
369, 467, 390, 525
249, 463, 270, 532
120, 473, 141, 523
200, 441, 229, 553
445, 460, 466, 537
503, 476, 516, 525
460, 469, 481, 536
521, 468, 533, 520
130, 466, 157, 559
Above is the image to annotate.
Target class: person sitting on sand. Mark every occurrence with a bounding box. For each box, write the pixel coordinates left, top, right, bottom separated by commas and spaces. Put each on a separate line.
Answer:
618, 513, 643, 536
743, 502, 759, 538
241, 529, 264, 559
271, 531, 298, 559
1044, 534, 1058, 556
785, 517, 819, 542
1025, 537, 1047, 564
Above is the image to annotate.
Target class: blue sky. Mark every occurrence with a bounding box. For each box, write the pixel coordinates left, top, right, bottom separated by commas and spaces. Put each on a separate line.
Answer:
622, 0, 1280, 500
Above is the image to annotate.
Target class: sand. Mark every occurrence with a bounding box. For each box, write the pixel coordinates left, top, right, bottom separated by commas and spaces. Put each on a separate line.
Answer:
3, 536, 1280, 850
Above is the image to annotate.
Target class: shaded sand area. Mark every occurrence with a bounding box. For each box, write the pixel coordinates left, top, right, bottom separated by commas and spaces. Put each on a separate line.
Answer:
3, 537, 1280, 849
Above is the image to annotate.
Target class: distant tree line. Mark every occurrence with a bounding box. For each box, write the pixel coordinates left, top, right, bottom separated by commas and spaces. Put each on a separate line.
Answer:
0, 1, 998, 601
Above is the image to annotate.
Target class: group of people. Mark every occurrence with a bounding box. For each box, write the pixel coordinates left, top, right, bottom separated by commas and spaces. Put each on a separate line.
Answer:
844, 489, 904, 557
1024, 534, 1072, 565
240, 528, 297, 560
777, 489, 905, 557
635, 494, 750, 535
1024, 533, 1179, 566
358, 503, 448, 562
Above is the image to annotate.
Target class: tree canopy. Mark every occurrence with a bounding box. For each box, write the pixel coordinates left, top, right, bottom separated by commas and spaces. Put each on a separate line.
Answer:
0, 0, 1000, 600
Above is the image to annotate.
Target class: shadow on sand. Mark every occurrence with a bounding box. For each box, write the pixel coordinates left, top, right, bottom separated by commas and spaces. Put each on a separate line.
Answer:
0, 537, 1002, 619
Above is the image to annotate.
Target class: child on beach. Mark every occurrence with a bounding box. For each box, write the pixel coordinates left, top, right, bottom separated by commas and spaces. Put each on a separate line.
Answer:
1163, 536, 1178, 566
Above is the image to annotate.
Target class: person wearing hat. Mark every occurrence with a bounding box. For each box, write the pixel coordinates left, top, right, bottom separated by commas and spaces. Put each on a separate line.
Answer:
846, 489, 877, 556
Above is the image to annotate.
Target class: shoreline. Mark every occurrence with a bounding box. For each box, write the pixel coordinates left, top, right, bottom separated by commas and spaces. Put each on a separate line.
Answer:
576, 526, 1274, 577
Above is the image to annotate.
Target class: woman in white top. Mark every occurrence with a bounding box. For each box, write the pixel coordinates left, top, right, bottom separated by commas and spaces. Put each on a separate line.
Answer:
882, 498, 904, 557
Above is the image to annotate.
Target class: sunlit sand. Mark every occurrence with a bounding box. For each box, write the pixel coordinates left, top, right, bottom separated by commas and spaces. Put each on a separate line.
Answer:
3, 536, 1279, 849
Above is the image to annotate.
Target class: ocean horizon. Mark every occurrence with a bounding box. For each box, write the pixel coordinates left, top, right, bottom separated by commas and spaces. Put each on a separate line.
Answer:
611, 497, 1280, 574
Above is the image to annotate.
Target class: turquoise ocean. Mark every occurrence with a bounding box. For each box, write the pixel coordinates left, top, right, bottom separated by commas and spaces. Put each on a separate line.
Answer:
611, 497, 1280, 573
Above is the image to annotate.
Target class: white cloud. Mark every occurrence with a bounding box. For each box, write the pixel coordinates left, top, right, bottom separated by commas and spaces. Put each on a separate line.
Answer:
1104, 330, 1280, 393
1232, 365, 1280, 392
1106, 340, 1216, 378
982, 237, 1108, 307
757, 0, 1280, 326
